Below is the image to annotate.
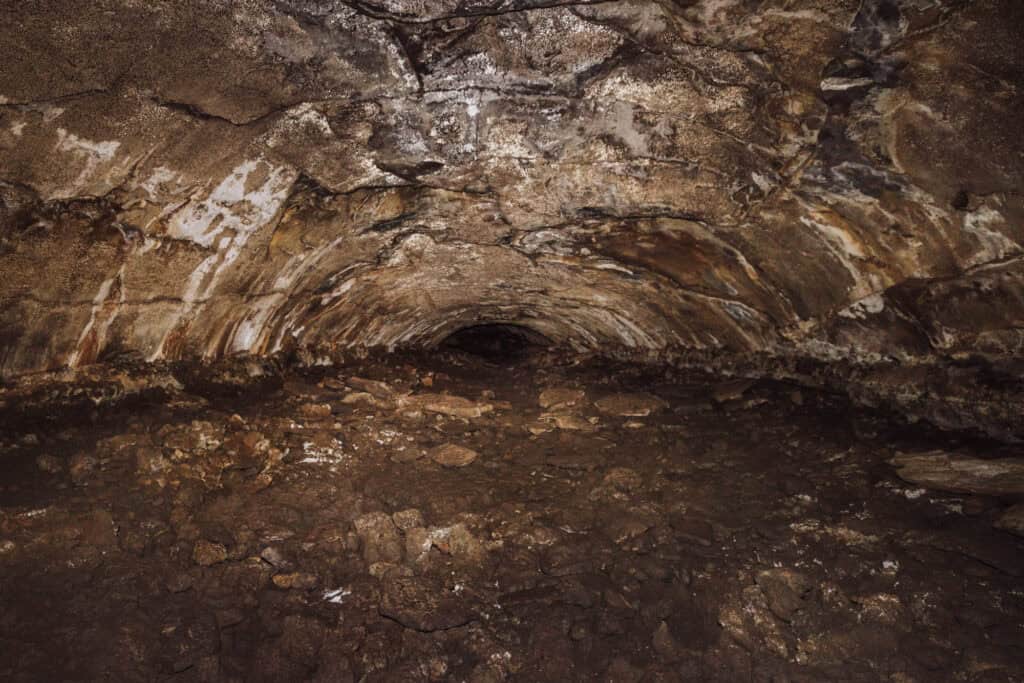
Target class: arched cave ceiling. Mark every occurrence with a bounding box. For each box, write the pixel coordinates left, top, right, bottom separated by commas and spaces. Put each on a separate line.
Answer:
0, 0, 1022, 375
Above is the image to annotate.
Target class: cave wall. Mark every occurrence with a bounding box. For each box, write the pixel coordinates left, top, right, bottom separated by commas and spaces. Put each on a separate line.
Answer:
1, 0, 1022, 376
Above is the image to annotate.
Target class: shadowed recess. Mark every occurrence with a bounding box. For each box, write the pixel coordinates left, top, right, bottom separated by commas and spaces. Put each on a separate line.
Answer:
439, 323, 551, 361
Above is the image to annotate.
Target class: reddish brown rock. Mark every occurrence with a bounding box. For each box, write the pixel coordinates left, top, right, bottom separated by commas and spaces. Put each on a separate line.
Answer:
429, 443, 479, 468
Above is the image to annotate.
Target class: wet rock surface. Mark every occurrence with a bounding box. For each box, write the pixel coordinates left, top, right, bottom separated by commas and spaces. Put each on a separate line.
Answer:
1, 350, 1023, 681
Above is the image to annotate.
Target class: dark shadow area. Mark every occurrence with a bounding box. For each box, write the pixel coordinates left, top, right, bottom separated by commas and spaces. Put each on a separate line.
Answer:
439, 323, 551, 362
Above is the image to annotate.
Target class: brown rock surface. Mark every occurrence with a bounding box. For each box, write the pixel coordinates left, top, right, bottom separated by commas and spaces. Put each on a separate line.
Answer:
379, 577, 475, 632
890, 451, 1024, 496
193, 540, 228, 567
539, 388, 586, 409
0, 1, 1018, 434
0, 1, 1020, 441
995, 505, 1024, 537
429, 443, 479, 468
1, 2, 1024, 679
0, 353, 1023, 680
594, 393, 667, 417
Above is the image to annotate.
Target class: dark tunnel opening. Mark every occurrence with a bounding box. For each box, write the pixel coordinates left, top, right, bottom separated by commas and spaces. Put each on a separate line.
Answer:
439, 323, 552, 361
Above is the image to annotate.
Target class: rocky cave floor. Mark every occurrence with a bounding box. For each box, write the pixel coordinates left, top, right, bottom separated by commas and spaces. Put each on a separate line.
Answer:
1, 349, 1023, 682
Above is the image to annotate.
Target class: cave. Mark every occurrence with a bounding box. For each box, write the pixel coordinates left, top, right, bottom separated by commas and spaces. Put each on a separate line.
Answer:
1, 1, 1023, 681
440, 324, 551, 360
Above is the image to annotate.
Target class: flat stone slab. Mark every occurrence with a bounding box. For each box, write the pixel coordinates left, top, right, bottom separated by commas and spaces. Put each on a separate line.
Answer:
594, 393, 667, 417
345, 376, 396, 399
712, 379, 756, 403
890, 451, 1024, 496
539, 387, 585, 409
429, 443, 479, 468
408, 394, 493, 418
379, 577, 474, 632
995, 504, 1024, 537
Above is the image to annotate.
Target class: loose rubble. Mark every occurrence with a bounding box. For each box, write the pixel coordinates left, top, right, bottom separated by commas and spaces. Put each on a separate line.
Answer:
0, 351, 1022, 681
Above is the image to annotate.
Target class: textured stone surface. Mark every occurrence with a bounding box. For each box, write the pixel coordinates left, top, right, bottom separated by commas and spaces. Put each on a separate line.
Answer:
1, 352, 1024, 680
0, 1, 1022, 406
890, 451, 1024, 496
429, 443, 479, 468
995, 504, 1024, 537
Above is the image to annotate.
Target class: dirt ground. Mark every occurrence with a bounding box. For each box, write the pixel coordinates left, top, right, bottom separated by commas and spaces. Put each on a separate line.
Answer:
1, 349, 1022, 682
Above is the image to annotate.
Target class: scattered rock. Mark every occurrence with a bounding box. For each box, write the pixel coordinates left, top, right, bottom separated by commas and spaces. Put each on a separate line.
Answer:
35, 454, 63, 474
299, 403, 333, 419
135, 446, 169, 475
260, 546, 292, 570
392, 508, 424, 531
428, 523, 484, 563
193, 540, 228, 567
353, 512, 404, 565
890, 451, 1024, 496
429, 443, 479, 468
755, 569, 810, 622
341, 391, 379, 407
5, 345, 1024, 679
414, 394, 493, 419
718, 585, 791, 658
346, 376, 395, 400
594, 393, 666, 417
234, 430, 268, 457
405, 527, 433, 564
159, 420, 222, 452
589, 467, 643, 501
272, 572, 318, 590
712, 379, 756, 403
379, 577, 474, 632
856, 593, 904, 625
995, 504, 1024, 537
606, 514, 652, 545
539, 388, 585, 409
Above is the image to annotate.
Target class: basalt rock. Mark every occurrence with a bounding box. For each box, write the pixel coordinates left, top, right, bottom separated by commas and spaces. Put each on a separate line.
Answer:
0, 1, 1020, 425
890, 451, 1024, 496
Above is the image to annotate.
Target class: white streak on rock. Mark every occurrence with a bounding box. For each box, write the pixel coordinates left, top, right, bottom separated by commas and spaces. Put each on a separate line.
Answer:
962, 206, 1020, 268
54, 128, 121, 194
151, 159, 297, 360
68, 266, 125, 368
838, 293, 886, 320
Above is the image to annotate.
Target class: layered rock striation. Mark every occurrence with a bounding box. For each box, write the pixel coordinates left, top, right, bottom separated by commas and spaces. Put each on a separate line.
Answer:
1, 0, 1021, 381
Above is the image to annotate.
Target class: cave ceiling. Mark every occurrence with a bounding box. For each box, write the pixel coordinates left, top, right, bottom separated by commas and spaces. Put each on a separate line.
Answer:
1, 0, 1022, 375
